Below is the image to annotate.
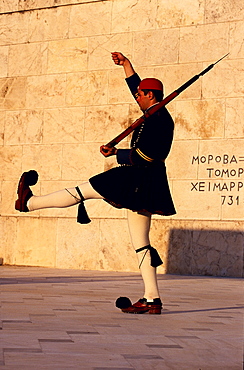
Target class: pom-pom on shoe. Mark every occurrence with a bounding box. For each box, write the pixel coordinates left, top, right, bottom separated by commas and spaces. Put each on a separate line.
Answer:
15, 170, 38, 212
119, 297, 162, 315
115, 297, 132, 309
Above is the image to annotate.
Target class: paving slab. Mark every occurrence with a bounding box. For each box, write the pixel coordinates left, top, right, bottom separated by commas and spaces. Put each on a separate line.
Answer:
0, 266, 243, 369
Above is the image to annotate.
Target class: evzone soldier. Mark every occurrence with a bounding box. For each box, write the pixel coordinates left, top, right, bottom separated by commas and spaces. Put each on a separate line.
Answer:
15, 52, 176, 315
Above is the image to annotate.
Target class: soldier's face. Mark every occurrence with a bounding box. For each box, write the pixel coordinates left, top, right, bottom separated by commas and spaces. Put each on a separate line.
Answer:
135, 89, 150, 112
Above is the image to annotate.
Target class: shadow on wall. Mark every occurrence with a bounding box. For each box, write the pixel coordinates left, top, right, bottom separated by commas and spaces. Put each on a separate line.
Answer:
166, 228, 244, 278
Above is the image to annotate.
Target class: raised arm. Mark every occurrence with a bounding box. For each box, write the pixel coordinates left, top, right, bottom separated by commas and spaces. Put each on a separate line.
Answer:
111, 52, 135, 78
100, 52, 136, 157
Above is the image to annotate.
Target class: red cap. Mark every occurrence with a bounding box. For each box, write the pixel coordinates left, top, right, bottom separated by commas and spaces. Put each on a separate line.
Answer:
138, 78, 163, 92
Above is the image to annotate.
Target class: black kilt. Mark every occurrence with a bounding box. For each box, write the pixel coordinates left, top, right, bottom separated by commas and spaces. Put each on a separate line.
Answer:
89, 162, 176, 216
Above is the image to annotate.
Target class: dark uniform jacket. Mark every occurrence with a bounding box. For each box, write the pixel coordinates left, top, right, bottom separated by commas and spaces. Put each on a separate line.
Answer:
89, 73, 176, 216
117, 73, 174, 166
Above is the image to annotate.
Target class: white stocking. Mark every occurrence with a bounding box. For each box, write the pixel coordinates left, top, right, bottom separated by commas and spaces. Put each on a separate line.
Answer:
27, 182, 103, 211
127, 210, 160, 300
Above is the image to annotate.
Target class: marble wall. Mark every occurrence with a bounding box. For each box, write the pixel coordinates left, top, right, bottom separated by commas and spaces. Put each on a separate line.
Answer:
0, 0, 243, 277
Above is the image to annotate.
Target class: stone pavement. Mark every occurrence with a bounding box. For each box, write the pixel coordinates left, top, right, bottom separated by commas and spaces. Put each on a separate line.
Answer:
0, 266, 243, 370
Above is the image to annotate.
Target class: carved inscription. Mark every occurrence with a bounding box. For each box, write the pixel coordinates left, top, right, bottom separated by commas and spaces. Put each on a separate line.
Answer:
191, 154, 243, 207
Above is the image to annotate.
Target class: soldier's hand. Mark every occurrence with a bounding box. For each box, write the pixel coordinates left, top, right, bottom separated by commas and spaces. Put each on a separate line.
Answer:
111, 52, 127, 66
100, 145, 118, 157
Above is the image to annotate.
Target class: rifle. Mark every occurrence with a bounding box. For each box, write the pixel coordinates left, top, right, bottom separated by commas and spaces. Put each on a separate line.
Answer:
101, 53, 229, 155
